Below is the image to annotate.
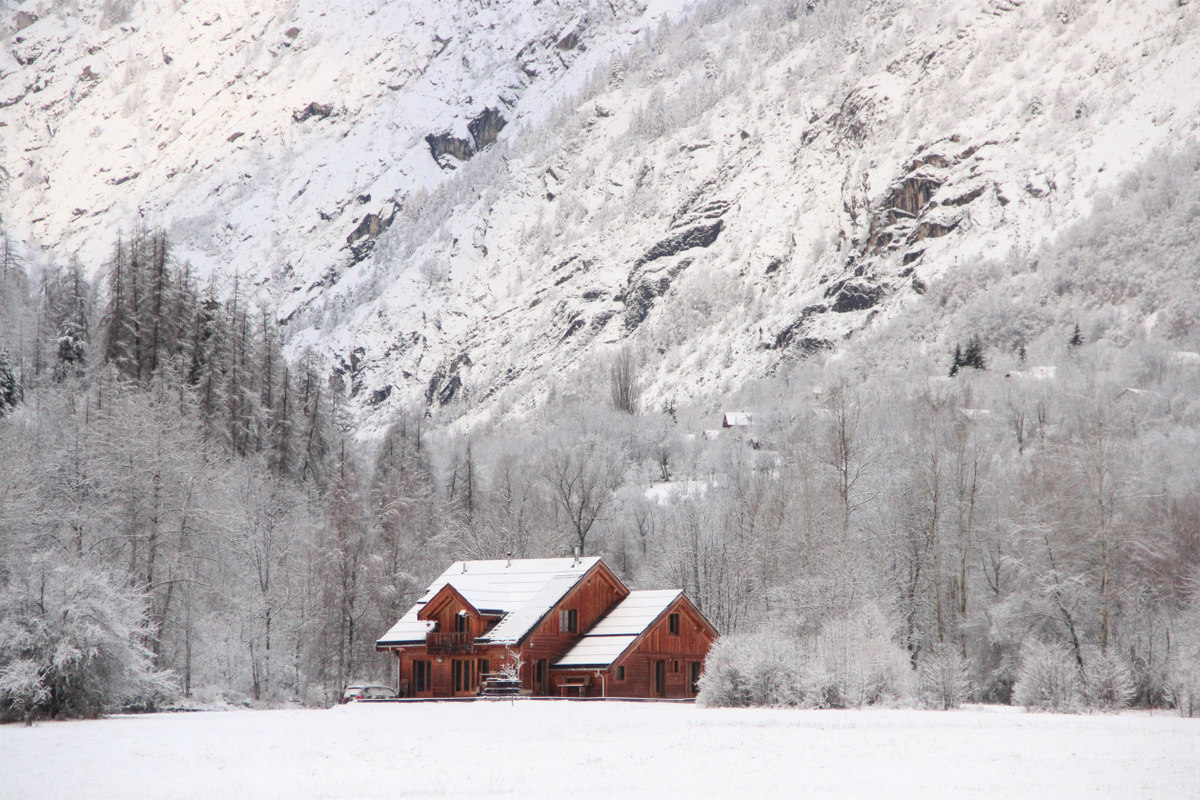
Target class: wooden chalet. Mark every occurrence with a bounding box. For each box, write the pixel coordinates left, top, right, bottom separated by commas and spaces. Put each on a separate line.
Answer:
375, 557, 718, 699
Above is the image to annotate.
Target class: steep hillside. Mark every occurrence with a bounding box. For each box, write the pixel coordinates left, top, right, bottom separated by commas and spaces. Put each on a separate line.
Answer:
4, 0, 1199, 432
0, 0, 689, 302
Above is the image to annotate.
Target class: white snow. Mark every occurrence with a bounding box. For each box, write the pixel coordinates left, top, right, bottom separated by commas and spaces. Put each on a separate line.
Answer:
1, 703, 1196, 799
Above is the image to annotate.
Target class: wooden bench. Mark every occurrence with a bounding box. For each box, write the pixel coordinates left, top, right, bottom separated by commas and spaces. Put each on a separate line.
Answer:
557, 676, 591, 697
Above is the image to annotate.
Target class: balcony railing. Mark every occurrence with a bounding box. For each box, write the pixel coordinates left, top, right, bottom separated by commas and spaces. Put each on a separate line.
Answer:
426, 631, 474, 655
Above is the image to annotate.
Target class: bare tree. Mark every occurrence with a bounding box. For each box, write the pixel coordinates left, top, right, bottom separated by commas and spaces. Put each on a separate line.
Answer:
609, 346, 641, 415
545, 440, 622, 556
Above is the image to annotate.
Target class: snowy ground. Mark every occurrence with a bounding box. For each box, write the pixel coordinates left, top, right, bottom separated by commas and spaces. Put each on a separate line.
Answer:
2, 702, 1197, 799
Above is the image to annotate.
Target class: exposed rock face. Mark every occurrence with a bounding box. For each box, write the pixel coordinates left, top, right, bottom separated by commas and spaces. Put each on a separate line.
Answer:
773, 304, 829, 352
634, 220, 723, 268
426, 107, 508, 168
468, 107, 507, 150
293, 102, 333, 123
828, 278, 884, 313
425, 132, 475, 166
623, 258, 693, 332
884, 175, 942, 223
426, 352, 473, 406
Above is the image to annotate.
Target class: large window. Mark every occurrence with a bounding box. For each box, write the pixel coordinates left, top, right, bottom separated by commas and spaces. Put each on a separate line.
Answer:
454, 613, 471, 633
559, 608, 578, 634
413, 660, 431, 693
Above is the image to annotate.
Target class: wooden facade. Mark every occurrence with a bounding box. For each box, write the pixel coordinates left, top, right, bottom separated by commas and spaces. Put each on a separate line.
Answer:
376, 558, 717, 700
551, 594, 717, 699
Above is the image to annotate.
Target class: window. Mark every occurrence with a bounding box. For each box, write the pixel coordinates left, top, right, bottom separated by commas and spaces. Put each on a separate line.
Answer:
454, 613, 471, 633
559, 608, 578, 633
478, 658, 490, 679
615, 665, 625, 681
413, 661, 431, 693
668, 613, 680, 635
673, 660, 679, 673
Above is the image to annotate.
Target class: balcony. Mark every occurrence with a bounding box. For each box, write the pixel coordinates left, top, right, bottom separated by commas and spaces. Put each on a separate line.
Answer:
426, 631, 474, 655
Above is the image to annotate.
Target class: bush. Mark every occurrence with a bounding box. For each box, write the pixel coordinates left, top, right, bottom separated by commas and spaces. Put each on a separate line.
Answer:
0, 557, 175, 722
1013, 641, 1081, 712
1081, 649, 1134, 712
805, 604, 913, 708
918, 646, 971, 710
1165, 607, 1200, 718
699, 604, 914, 710
697, 630, 805, 708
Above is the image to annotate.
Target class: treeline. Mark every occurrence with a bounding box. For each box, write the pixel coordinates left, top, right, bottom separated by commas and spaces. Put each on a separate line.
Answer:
0, 228, 452, 718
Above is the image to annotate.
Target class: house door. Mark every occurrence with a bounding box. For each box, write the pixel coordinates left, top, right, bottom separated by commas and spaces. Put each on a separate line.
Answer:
452, 659, 476, 695
535, 659, 549, 696
653, 660, 666, 697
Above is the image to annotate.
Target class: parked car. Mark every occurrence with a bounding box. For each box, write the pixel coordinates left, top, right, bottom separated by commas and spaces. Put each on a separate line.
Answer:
340, 684, 398, 703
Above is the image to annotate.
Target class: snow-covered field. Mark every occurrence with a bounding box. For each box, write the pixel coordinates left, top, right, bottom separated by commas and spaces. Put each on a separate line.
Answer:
2, 702, 1196, 799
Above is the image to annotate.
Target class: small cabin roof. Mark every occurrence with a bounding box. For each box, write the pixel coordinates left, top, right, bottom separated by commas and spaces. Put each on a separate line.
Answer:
722, 411, 754, 427
553, 590, 682, 668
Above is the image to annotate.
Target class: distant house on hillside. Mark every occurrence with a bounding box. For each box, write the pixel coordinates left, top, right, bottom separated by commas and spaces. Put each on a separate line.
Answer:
722, 411, 754, 428
376, 557, 717, 699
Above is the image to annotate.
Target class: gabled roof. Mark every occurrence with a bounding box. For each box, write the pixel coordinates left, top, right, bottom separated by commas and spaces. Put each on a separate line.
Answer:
376, 557, 604, 648
722, 411, 754, 427
553, 589, 682, 669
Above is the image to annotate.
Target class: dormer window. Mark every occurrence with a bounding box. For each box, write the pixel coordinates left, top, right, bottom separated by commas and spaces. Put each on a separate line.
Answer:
560, 608, 578, 633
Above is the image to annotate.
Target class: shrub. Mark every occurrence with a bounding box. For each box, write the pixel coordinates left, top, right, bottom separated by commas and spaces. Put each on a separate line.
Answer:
1165, 606, 1200, 718
1081, 649, 1134, 712
0, 557, 175, 722
804, 604, 913, 708
918, 646, 971, 710
697, 630, 805, 708
698, 604, 913, 709
1013, 641, 1081, 712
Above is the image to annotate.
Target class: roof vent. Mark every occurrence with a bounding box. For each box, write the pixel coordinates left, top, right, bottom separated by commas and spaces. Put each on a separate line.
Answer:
505, 552, 512, 567
572, 546, 581, 567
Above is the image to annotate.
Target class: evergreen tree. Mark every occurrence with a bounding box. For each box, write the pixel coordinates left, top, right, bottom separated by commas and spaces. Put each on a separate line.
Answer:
0, 352, 20, 414
1069, 323, 1084, 348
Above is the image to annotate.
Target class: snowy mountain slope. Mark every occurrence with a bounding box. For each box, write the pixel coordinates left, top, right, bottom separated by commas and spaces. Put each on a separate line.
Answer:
309, 0, 1200, 428
0, 0, 691, 287
4, 0, 1199, 433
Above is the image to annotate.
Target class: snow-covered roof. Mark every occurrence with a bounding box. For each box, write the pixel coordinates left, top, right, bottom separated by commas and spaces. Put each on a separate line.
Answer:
722, 411, 754, 427
377, 557, 602, 648
375, 608, 436, 647
553, 590, 681, 668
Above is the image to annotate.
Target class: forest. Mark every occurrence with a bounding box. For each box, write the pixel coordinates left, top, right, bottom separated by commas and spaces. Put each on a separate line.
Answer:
2, 140, 1200, 720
